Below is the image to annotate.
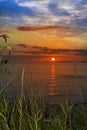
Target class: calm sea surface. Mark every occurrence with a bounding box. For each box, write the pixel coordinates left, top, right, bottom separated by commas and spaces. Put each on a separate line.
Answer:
0, 62, 87, 103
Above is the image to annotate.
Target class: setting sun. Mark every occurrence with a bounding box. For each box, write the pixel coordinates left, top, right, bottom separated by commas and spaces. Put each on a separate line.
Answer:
51, 57, 55, 61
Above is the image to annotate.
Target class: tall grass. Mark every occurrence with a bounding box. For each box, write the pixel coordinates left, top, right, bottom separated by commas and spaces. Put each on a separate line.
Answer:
0, 93, 87, 130
0, 66, 87, 130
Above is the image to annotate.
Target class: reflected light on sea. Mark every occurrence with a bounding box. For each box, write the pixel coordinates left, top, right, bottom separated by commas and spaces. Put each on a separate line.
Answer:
49, 63, 57, 95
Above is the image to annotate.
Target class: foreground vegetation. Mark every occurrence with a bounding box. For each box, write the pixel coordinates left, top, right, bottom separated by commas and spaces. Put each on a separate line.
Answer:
0, 94, 87, 130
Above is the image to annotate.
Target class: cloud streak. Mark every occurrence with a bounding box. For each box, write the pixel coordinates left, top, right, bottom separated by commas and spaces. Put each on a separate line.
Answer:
17, 44, 27, 48
17, 25, 70, 31
14, 45, 87, 56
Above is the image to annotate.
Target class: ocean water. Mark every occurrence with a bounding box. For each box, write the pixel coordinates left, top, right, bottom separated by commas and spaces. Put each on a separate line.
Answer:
0, 62, 87, 103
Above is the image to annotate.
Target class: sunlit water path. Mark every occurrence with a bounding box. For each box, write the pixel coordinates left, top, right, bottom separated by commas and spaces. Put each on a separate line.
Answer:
0, 62, 87, 103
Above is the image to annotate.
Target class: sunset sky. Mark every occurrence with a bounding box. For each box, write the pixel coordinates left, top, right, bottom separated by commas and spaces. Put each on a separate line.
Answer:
0, 0, 87, 62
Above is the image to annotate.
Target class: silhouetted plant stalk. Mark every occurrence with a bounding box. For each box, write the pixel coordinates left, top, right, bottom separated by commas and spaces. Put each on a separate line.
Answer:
20, 68, 25, 100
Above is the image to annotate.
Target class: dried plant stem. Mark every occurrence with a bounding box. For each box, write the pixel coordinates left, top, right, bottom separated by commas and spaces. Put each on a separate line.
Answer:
20, 68, 25, 100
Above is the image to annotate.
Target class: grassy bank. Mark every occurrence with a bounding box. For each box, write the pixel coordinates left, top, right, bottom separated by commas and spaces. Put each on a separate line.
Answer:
0, 67, 87, 130
0, 94, 87, 130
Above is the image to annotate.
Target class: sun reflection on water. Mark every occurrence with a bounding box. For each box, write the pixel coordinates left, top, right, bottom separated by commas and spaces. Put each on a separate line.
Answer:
49, 62, 57, 95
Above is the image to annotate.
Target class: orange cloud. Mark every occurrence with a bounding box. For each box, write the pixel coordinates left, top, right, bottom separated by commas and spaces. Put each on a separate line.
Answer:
17, 25, 70, 31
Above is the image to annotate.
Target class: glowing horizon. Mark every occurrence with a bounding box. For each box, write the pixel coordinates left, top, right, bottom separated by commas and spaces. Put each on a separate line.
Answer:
0, 0, 87, 62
